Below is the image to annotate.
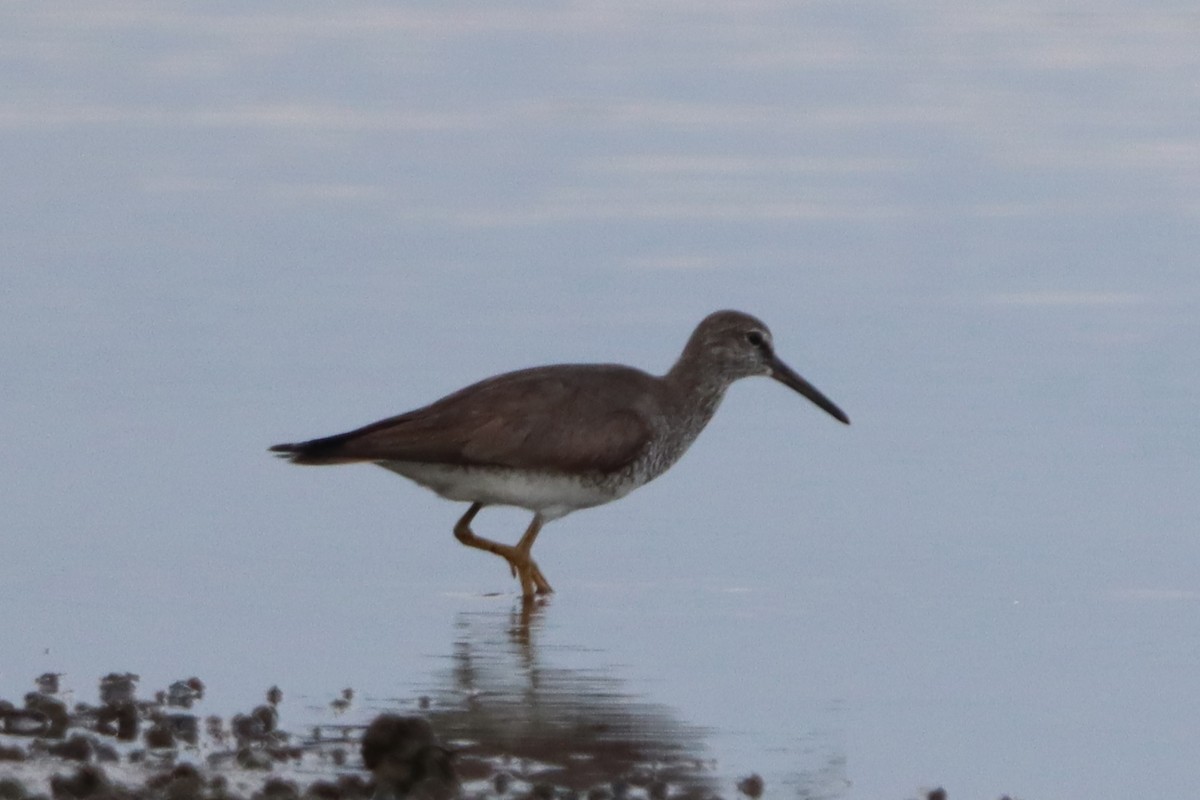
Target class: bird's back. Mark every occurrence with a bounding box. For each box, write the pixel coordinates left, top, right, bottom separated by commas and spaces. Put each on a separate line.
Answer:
270, 364, 667, 474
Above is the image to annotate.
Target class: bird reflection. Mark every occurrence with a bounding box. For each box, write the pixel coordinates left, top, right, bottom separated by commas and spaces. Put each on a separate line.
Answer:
411, 601, 719, 799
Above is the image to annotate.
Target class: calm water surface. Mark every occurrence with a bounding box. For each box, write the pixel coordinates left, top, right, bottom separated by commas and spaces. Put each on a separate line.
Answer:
2, 3, 1199, 798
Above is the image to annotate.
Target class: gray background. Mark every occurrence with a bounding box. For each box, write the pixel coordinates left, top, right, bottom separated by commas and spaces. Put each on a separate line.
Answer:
3, 3, 1198, 798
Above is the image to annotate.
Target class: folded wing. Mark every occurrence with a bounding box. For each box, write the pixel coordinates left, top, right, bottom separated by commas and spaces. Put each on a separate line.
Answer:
269, 365, 657, 474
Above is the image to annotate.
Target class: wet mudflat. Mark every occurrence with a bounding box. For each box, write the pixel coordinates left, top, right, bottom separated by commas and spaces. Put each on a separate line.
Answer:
0, 605, 762, 800
0, 595, 991, 800
1, 677, 719, 800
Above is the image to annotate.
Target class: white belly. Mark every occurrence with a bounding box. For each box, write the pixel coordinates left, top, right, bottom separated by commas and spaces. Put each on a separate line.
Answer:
377, 461, 630, 521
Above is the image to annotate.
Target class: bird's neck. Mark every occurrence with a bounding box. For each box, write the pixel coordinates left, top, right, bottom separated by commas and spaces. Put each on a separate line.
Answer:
664, 352, 734, 438
621, 352, 734, 483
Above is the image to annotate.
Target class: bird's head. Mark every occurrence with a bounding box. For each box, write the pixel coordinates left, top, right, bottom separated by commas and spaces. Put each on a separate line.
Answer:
685, 310, 850, 424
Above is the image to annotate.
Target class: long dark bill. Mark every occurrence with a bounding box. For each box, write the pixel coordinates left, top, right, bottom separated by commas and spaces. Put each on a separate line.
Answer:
769, 355, 850, 425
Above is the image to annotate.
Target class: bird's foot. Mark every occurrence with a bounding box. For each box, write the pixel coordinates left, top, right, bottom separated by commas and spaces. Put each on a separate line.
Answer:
508, 554, 553, 597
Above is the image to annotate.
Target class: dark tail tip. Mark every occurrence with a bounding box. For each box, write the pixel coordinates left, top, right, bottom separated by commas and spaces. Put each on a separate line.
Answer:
268, 442, 300, 459
268, 441, 326, 464
268, 436, 359, 465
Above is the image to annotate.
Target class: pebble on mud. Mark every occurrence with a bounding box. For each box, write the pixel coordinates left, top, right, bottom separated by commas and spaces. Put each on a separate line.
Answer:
301, 780, 342, 800
24, 693, 70, 738
95, 702, 139, 741
491, 771, 512, 795
45, 735, 95, 762
232, 706, 278, 744
98, 674, 139, 707
254, 777, 300, 800
144, 720, 176, 750
167, 678, 206, 709
36, 674, 62, 695
736, 773, 764, 799
49, 764, 111, 799
360, 715, 456, 800
0, 745, 25, 762
0, 778, 26, 800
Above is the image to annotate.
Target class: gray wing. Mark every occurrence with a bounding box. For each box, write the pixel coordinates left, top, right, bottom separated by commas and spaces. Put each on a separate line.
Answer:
270, 365, 657, 473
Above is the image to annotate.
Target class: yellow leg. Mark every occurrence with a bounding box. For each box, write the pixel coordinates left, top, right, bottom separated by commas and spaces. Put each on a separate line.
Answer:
452, 503, 554, 597
514, 514, 552, 594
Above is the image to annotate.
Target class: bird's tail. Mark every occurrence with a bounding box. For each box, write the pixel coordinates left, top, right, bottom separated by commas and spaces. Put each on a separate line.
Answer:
268, 434, 365, 465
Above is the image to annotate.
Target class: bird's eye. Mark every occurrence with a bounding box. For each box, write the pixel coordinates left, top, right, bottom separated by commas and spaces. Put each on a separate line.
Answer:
745, 331, 765, 347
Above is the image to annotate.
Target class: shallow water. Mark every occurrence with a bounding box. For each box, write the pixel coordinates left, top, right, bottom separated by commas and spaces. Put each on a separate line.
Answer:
3, 2, 1199, 798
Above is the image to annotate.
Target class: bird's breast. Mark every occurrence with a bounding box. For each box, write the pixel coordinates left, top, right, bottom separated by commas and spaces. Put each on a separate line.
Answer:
631, 391, 726, 482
